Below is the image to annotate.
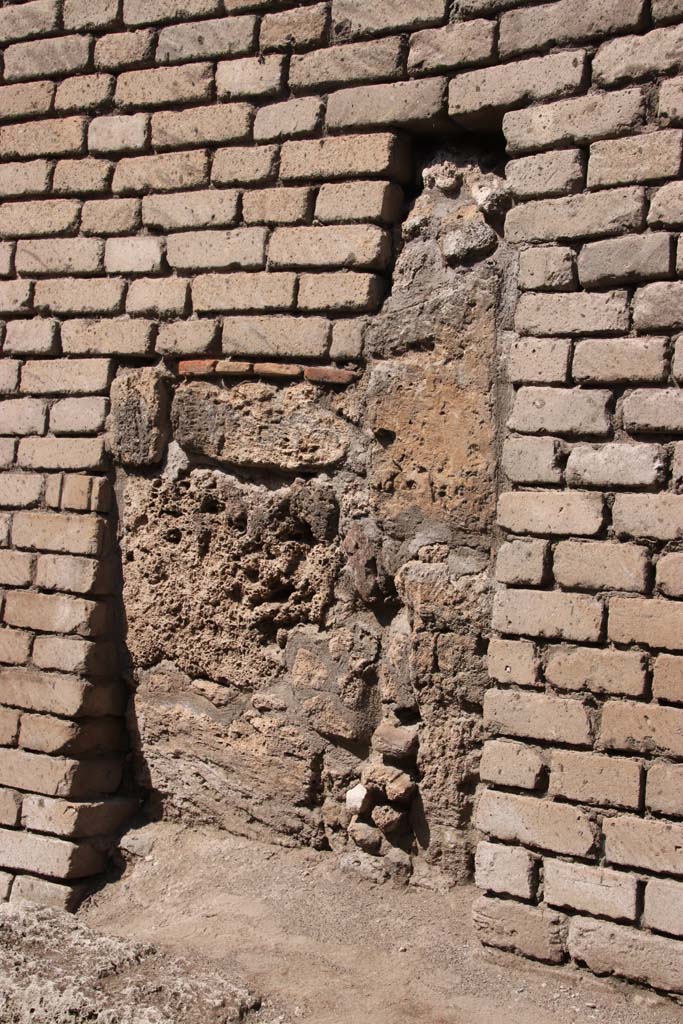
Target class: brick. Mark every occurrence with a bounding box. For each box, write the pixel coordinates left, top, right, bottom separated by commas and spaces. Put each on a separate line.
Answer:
166, 228, 266, 271
104, 237, 163, 274
10, 876, 87, 911
495, 538, 547, 586
32, 636, 117, 677
508, 387, 611, 437
19, 712, 122, 758
550, 749, 641, 810
18, 438, 106, 472
507, 189, 645, 245
89, 114, 148, 155
660, 75, 683, 124
0, 788, 21, 827
12, 511, 104, 556
222, 316, 330, 359
61, 320, 152, 356
0, 550, 33, 587
123, 0, 220, 25
499, 0, 645, 57
0, 629, 32, 666
492, 588, 603, 643
127, 278, 188, 317
588, 130, 682, 187
0, 440, 15, 469
554, 540, 648, 593
487, 637, 537, 686
3, 36, 90, 82
649, 181, 683, 226
50, 399, 108, 437
644, 880, 683, 938
291, 38, 402, 92
475, 842, 537, 899
217, 55, 285, 100
575, 336, 669, 386
0, 825, 105, 879
515, 291, 629, 336
269, 225, 390, 270
409, 20, 495, 75
192, 273, 296, 313
34, 278, 124, 317
3, 590, 107, 637
35, 553, 113, 597
212, 145, 278, 186
623, 388, 683, 433
94, 29, 153, 70
331, 0, 448, 39
158, 15, 255, 62
0, 473, 43, 508
614, 493, 683, 543
316, 181, 403, 225
605, 815, 683, 877
0, 666, 121, 718
0, 707, 19, 746
0, 81, 53, 121
0, 242, 12, 277
116, 64, 213, 109
450, 51, 586, 128
609, 595, 683, 651
0, 160, 51, 199
280, 134, 410, 183
152, 104, 252, 150
602, 698, 683, 757
477, 789, 595, 857
0, 399, 47, 437
156, 320, 218, 356
0, 116, 86, 160
569, 917, 683, 995
675, 337, 683, 382
647, 759, 683, 815
53, 158, 113, 196
653, 0, 683, 22
594, 24, 683, 87
113, 150, 208, 194
327, 78, 447, 131
298, 272, 384, 313
654, 654, 683, 702
261, 4, 328, 52
21, 794, 136, 839
480, 738, 543, 788
254, 97, 322, 142
504, 89, 645, 155
518, 249, 574, 293
578, 234, 672, 289
0, 0, 59, 42
0, 199, 80, 239
143, 190, 238, 230
55, 73, 114, 113
64, 0, 119, 30
545, 645, 646, 698
506, 150, 584, 200
502, 435, 563, 485
15, 238, 103, 277
566, 441, 665, 488
0, 281, 32, 315
657, 552, 683, 600
243, 187, 312, 226
507, 337, 570, 386
82, 199, 140, 236
473, 896, 568, 965
331, 321, 363, 362
634, 282, 683, 332
485, 688, 591, 746
545, 860, 638, 921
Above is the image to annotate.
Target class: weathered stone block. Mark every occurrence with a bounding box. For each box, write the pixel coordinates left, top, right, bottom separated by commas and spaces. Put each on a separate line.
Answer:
473, 896, 568, 964
109, 369, 170, 468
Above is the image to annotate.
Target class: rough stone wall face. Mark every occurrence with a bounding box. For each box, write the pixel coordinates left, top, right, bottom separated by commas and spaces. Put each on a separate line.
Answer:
0, 0, 682, 997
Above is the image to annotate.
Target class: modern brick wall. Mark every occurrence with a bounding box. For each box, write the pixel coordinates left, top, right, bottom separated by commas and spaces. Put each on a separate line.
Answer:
1, 0, 683, 995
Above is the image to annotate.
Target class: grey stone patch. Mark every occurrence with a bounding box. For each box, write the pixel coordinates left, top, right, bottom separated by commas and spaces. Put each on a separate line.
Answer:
108, 366, 170, 467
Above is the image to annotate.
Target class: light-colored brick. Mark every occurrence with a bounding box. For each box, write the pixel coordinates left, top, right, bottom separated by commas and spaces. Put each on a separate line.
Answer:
502, 435, 563, 485
506, 150, 584, 199
475, 842, 537, 899
485, 688, 591, 745
17, 438, 106, 472
242, 187, 312, 226
157, 15, 255, 62
3, 36, 90, 82
0, 0, 59, 42
604, 815, 683, 877
518, 249, 574, 293
222, 316, 330, 359
113, 150, 209, 194
34, 278, 125, 317
0, 473, 43, 509
545, 860, 638, 921
479, 738, 543, 788
0, 160, 51, 200
634, 282, 683, 330
647, 759, 683, 815
507, 337, 570, 384
0, 81, 53, 121
254, 97, 322, 142
644, 880, 683, 938
0, 199, 80, 239
0, 281, 32, 315
508, 387, 611, 437
315, 181, 403, 225
648, 181, 683, 225
0, 666, 121, 718
291, 38, 403, 92
64, 0, 119, 30
15, 238, 103, 277
499, 0, 645, 57
55, 73, 114, 113
217, 55, 285, 100
493, 588, 603, 643
623, 388, 683, 433
280, 134, 410, 183
94, 29, 154, 70
142, 190, 238, 230
588, 130, 682, 187
19, 712, 122, 758
192, 273, 296, 313
594, 24, 683, 87
0, 116, 86, 160
0, 825, 105, 879
409, 19, 495, 75
554, 540, 648, 592
298, 272, 384, 313
613, 493, 683, 542
21, 794, 135, 839
331, 321, 363, 362
487, 637, 537, 686
0, 362, 21, 397
545, 644, 646, 698
331, 0, 448, 39
152, 104, 252, 150
89, 114, 148, 155
127, 277, 188, 317
473, 896, 568, 965
269, 225, 390, 270
566, 441, 665, 487
0, 550, 33, 587
36, 553, 112, 596
157, 320, 218, 356
326, 78, 447, 131
660, 74, 683, 124
653, 0, 683, 22
657, 552, 683, 599
506, 188, 645, 244
504, 88, 645, 155
0, 399, 47, 438
32, 636, 117, 677
4, 320, 54, 358
50, 399, 108, 437
116, 64, 213, 109
515, 291, 629, 336
167, 228, 266, 271
82, 198, 140, 236
3, 590, 107, 637
549, 749, 641, 809
261, 4, 328, 51
212, 145, 278, 186
609, 595, 683, 651
495, 538, 547, 586
123, 0, 220, 25
602, 699, 683, 758
0, 242, 12, 277
53, 158, 113, 196
653, 654, 683, 702
578, 234, 672, 288
568, 917, 683, 996
104, 237, 163, 274
0, 629, 32, 666
22, 360, 111, 400
477, 789, 595, 857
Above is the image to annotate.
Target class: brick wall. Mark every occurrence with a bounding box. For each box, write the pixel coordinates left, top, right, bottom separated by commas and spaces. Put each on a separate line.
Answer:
1, 0, 683, 995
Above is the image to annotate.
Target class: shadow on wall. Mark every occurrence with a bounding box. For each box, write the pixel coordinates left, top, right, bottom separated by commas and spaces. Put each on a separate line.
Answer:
109, 131, 514, 889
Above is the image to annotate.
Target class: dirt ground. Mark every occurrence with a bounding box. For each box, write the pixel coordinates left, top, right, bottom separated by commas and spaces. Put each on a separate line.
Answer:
81, 822, 683, 1024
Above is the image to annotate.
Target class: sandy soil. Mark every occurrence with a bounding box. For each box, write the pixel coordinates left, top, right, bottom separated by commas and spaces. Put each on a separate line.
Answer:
80, 822, 683, 1024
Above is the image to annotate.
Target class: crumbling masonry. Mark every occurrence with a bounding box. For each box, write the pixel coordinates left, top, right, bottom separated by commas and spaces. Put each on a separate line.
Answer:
1, 0, 683, 998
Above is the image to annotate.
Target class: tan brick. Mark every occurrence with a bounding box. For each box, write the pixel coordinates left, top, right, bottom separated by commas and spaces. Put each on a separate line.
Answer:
566, 441, 665, 487
64, 0, 119, 30
409, 19, 494, 76
0, 550, 33, 587
0, 281, 31, 315
32, 636, 117, 677
0, 440, 15, 469
113, 150, 208, 194
0, 399, 47, 437
12, 511, 104, 556
10, 875, 87, 911
89, 114, 148, 155
485, 688, 591, 746
0, 473, 43, 508
270, 225, 390, 270
0, 199, 80, 239
477, 789, 595, 857
479, 738, 543, 788
605, 814, 683, 876
82, 198, 140, 236
316, 181, 403, 225
653, 0, 683, 22
546, 645, 646, 698
159, 15, 255, 62
609, 595, 683, 651
18, 438, 106, 472
3, 36, 90, 82
647, 759, 683, 815
634, 282, 683, 331
212, 145, 279, 186
554, 540, 648, 593
499, 0, 645, 57
0, 787, 21, 828
0, 362, 21, 397
496, 538, 547, 586
507, 188, 645, 244
649, 181, 683, 226
123, 0, 220, 24
142, 190, 238, 231
254, 97, 322, 142
549, 749, 641, 809
50, 399, 108, 437
623, 388, 683, 434
298, 272, 384, 313
157, 320, 218, 356
473, 896, 568, 965
545, 860, 638, 921
152, 104, 252, 150
242, 187, 312, 226
0, 160, 51, 200
21, 794, 135, 839
61, 320, 152, 356
0, 80, 53, 121
579, 233, 673, 289
502, 435, 563, 485
327, 78, 446, 131
127, 277, 188, 317
55, 73, 114, 113
569, 917, 683, 995
653, 654, 683, 703
4, 320, 57, 358
660, 74, 683, 124
602, 698, 683, 757
613, 493, 683, 542
0, 825, 105, 879
657, 553, 683, 599
217, 55, 285, 100
331, 0, 448, 39
475, 841, 537, 899
3, 590, 108, 637
222, 316, 330, 359
515, 291, 629, 336
450, 51, 586, 127
15, 238, 103, 278
594, 24, 683, 87
0, 242, 12, 276
54, 157, 120, 196
506, 150, 584, 199
0, 706, 19, 746
94, 28, 154, 69
492, 588, 603, 643
35, 553, 112, 597
280, 133, 410, 183
487, 637, 538, 686
644, 880, 683, 938
508, 387, 611, 437
0, 0, 59, 42
588, 130, 682, 188
507, 337, 570, 384
192, 273, 296, 313
116, 63, 213, 109
0, 666, 121, 718
34, 278, 124, 317
261, 4, 328, 52
291, 37, 402, 93
167, 228, 266, 271
674, 336, 683, 383
504, 88, 645, 155
104, 237, 163, 274
0, 629, 32, 666
19, 712, 122, 758
518, 249, 574, 293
